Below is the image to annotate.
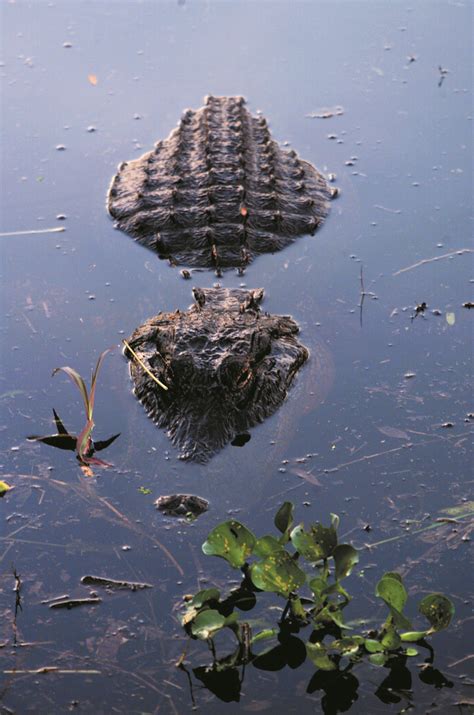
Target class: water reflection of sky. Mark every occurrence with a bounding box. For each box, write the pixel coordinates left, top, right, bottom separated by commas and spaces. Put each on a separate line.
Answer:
1, 1, 472, 712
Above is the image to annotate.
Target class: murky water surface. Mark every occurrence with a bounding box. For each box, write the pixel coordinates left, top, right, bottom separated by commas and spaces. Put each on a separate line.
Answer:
1, 1, 472, 713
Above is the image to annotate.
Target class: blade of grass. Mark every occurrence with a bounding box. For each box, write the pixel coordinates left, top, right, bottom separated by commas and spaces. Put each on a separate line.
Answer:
52, 366, 90, 418
88, 348, 112, 420
122, 339, 168, 390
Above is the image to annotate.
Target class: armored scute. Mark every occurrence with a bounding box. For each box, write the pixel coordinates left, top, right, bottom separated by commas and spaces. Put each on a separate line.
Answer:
108, 96, 334, 271
124, 288, 309, 461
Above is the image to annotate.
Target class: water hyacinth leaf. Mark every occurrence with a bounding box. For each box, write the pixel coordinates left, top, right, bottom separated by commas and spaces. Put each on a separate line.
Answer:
306, 642, 337, 671
274, 502, 294, 535
375, 573, 409, 626
333, 544, 359, 581
365, 639, 384, 653
251, 628, 278, 644
249, 550, 306, 597
419, 593, 455, 632
405, 647, 419, 656
309, 577, 327, 599
369, 653, 387, 667
400, 630, 427, 642
381, 626, 402, 651
253, 535, 284, 558
191, 609, 226, 639
202, 520, 256, 568
383, 571, 403, 584
331, 636, 364, 656
290, 521, 337, 561
192, 588, 220, 609
314, 606, 350, 630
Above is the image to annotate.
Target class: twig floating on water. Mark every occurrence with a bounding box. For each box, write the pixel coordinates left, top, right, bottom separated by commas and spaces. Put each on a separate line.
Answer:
0, 227, 66, 237
3, 668, 102, 675
374, 204, 402, 215
81, 575, 153, 591
393, 248, 473, 276
49, 597, 102, 609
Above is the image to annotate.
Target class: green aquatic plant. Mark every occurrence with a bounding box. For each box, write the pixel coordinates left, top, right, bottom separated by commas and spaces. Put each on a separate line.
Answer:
180, 503, 454, 674
28, 348, 119, 469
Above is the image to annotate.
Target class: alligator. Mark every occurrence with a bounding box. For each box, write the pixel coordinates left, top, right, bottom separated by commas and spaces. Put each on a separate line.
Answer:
123, 287, 309, 462
108, 95, 335, 272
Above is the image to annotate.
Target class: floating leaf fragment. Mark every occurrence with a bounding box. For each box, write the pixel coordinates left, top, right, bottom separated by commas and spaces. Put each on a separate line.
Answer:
0, 480, 13, 496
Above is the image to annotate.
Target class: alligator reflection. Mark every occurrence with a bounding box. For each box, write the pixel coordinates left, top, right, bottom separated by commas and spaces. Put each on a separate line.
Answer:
180, 626, 453, 712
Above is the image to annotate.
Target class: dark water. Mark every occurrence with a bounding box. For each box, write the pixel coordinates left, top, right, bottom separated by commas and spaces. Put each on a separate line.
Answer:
1, 1, 472, 713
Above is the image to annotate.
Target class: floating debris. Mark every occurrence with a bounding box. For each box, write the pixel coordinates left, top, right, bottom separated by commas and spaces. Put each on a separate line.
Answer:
80, 575, 152, 591
49, 597, 102, 609
0, 227, 65, 237
306, 106, 344, 119
155, 494, 209, 517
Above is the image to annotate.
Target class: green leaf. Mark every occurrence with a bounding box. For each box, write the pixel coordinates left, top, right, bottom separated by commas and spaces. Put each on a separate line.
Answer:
333, 544, 359, 580
400, 630, 427, 642
290, 520, 338, 561
52, 366, 90, 419
191, 609, 226, 639
251, 628, 278, 644
330, 636, 364, 656
88, 348, 111, 421
419, 593, 455, 632
365, 639, 384, 653
369, 653, 387, 666
376, 573, 407, 612
138, 486, 152, 495
253, 535, 284, 558
309, 577, 327, 599
202, 520, 256, 568
405, 647, 419, 656
314, 606, 350, 630
191, 588, 220, 609
0, 480, 13, 497
249, 550, 306, 597
274, 502, 294, 534
306, 642, 337, 671
381, 626, 401, 651
375, 572, 412, 629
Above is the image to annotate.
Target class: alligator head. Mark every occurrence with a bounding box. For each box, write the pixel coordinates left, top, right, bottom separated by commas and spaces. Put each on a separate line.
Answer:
124, 287, 309, 461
